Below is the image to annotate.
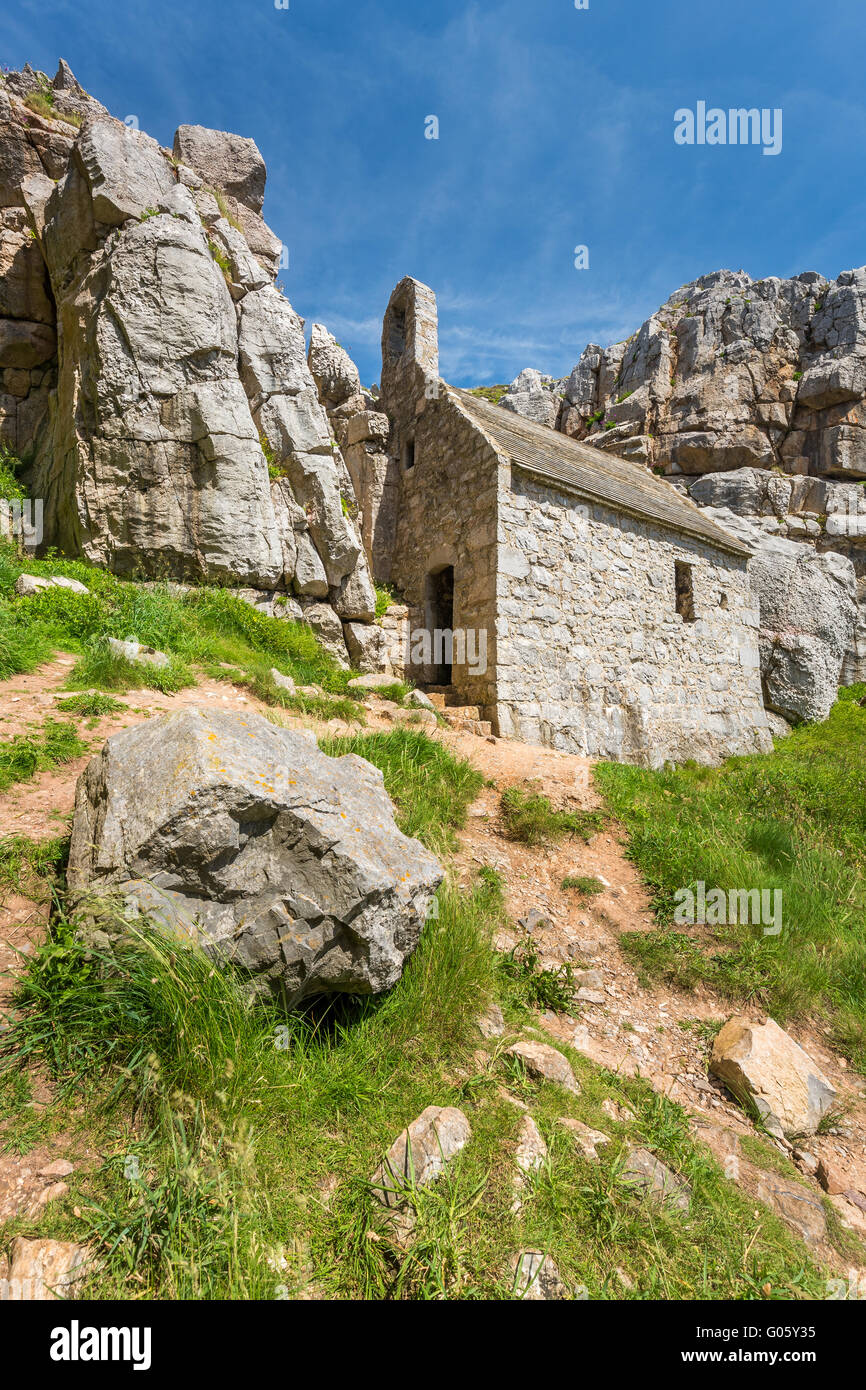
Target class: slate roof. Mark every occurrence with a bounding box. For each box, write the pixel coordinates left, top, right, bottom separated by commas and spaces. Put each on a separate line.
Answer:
450, 388, 751, 557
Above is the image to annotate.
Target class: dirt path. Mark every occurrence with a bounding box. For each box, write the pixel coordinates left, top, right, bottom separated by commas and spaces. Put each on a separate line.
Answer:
1, 659, 864, 1270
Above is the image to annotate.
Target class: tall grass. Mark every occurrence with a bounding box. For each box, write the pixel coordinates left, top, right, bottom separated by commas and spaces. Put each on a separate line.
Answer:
595, 686, 866, 1068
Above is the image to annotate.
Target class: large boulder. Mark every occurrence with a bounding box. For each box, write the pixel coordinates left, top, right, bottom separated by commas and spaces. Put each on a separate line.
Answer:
710, 1016, 837, 1138
68, 707, 443, 1003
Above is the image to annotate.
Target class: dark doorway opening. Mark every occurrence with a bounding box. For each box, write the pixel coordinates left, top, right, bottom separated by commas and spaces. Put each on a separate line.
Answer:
425, 564, 454, 685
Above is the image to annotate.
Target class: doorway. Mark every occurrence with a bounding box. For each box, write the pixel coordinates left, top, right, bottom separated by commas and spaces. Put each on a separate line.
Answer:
425, 564, 454, 685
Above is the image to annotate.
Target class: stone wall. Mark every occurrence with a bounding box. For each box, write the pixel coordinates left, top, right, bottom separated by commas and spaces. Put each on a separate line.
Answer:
495, 469, 772, 766
387, 389, 500, 709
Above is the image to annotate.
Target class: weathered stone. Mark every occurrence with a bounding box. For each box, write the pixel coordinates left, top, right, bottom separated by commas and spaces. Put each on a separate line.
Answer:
347, 672, 399, 692
756, 1179, 827, 1246
501, 368, 561, 429
621, 1147, 691, 1212
76, 119, 175, 226
5, 1237, 89, 1300
510, 1250, 568, 1300
342, 620, 385, 674
477, 1002, 506, 1038
557, 1117, 609, 1159
371, 1105, 471, 1221
512, 1113, 547, 1212
107, 638, 169, 669
702, 508, 857, 722
308, 322, 361, 407
507, 1040, 580, 1094
14, 573, 89, 596
269, 668, 295, 694
298, 602, 350, 667
68, 707, 444, 1003
710, 1016, 837, 1137
173, 124, 266, 213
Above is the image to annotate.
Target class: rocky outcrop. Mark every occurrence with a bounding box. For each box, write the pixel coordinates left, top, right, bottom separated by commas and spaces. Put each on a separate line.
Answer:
67, 707, 444, 1004
500, 368, 562, 429
307, 321, 398, 588
0, 61, 377, 655
685, 469, 866, 686
697, 506, 858, 723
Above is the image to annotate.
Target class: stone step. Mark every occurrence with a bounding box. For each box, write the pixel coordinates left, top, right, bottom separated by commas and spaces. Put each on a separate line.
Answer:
448, 715, 493, 737
445, 704, 482, 723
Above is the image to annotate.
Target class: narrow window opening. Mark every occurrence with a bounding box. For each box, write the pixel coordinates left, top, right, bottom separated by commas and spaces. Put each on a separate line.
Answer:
675, 561, 696, 623
388, 307, 406, 362
404, 438, 415, 470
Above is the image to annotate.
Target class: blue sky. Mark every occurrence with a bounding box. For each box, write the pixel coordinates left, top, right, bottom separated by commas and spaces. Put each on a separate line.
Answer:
5, 0, 865, 386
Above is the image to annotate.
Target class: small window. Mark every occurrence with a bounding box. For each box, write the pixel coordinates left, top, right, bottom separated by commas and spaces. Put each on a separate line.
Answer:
404, 438, 415, 470
675, 561, 696, 622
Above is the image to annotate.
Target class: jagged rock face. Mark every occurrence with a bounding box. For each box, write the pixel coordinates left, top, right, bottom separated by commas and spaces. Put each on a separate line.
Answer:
0, 61, 376, 638
703, 507, 857, 723
684, 469, 866, 684
68, 707, 444, 1003
306, 321, 398, 590
500, 368, 562, 429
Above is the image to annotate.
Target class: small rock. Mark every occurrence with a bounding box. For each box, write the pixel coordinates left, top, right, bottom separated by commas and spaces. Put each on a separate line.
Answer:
507, 1040, 580, 1094
371, 1105, 471, 1222
518, 908, 549, 933
816, 1157, 847, 1195
601, 1098, 636, 1123
107, 637, 170, 669
347, 672, 400, 692
512, 1114, 547, 1212
621, 1147, 691, 1213
510, 1250, 567, 1301
574, 969, 603, 989
270, 668, 296, 693
793, 1148, 819, 1176
406, 689, 435, 711
14, 574, 89, 597
5, 1238, 89, 1300
557, 1117, 609, 1160
577, 988, 606, 1005
477, 1003, 505, 1039
38, 1159, 74, 1179
756, 1179, 827, 1246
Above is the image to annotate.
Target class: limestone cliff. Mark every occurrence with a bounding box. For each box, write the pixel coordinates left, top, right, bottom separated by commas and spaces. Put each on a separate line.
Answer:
0, 60, 376, 661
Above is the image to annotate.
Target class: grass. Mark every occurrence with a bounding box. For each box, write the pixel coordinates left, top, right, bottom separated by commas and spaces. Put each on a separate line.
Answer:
0, 726, 847, 1299
500, 935, 577, 1014
562, 875, 605, 898
54, 691, 127, 719
594, 686, 866, 1070
0, 539, 359, 699
468, 385, 509, 405
0, 833, 68, 901
500, 785, 606, 847
0, 717, 88, 792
